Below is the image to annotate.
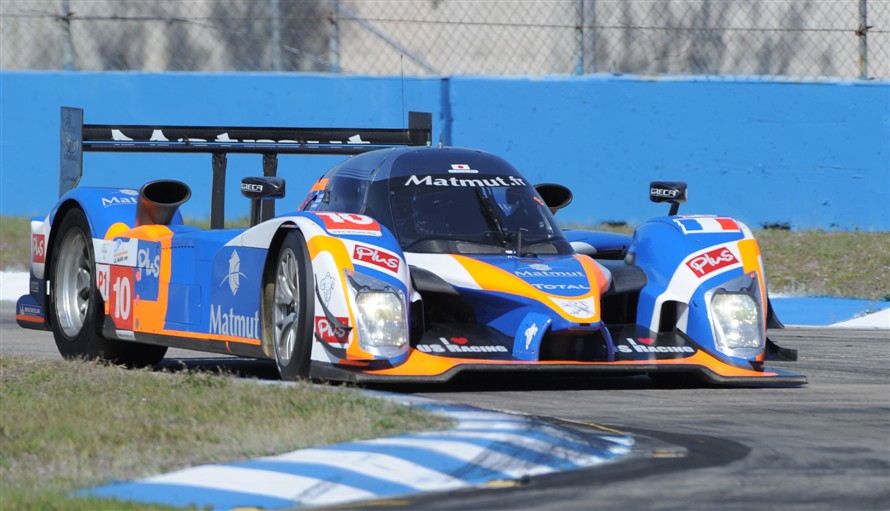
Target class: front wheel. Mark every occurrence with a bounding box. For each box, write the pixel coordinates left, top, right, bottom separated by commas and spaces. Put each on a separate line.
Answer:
264, 230, 314, 380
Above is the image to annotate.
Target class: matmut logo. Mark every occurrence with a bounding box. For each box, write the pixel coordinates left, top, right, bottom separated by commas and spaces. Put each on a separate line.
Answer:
101, 195, 138, 208
686, 247, 739, 278
353, 244, 399, 272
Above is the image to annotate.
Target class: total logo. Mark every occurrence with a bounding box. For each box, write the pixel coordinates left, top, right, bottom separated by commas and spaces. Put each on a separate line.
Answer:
353, 244, 399, 273
686, 247, 739, 278
532, 283, 589, 291
617, 337, 695, 354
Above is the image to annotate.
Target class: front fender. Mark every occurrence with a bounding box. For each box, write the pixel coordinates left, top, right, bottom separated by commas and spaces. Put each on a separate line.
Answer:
630, 215, 769, 367
228, 212, 411, 366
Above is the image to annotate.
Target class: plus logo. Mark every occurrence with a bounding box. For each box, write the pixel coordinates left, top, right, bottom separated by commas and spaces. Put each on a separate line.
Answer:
31, 234, 46, 263
353, 244, 400, 273
686, 247, 739, 278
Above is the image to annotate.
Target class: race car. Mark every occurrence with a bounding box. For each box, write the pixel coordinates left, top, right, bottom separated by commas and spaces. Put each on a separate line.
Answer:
16, 107, 805, 385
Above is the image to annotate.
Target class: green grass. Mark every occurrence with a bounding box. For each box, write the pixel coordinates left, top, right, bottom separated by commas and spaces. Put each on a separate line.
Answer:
0, 357, 450, 510
756, 229, 890, 301
3, 216, 888, 300
0, 216, 31, 271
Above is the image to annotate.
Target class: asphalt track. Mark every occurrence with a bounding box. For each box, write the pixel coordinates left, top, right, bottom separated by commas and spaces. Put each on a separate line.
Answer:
1, 301, 888, 511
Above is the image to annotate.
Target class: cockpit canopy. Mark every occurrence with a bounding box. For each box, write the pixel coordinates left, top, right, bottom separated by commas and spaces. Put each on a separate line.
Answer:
304, 147, 572, 255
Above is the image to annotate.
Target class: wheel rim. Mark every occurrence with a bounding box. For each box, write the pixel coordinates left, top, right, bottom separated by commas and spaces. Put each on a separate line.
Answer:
273, 247, 300, 366
54, 229, 91, 339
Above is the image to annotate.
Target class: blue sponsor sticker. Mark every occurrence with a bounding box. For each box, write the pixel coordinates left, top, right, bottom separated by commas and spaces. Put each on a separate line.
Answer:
512, 313, 551, 361
134, 241, 161, 301
207, 248, 265, 339
512, 259, 590, 297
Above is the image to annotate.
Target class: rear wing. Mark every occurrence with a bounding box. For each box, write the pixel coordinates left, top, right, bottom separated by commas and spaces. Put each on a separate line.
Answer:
60, 106, 433, 228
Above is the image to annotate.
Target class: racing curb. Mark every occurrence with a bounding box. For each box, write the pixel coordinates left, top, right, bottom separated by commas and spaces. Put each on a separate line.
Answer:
83, 390, 634, 510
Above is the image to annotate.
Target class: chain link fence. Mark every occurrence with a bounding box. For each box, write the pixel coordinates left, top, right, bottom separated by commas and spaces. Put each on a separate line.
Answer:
1, 0, 887, 79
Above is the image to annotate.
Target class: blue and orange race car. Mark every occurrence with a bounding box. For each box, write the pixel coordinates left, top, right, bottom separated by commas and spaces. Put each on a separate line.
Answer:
16, 107, 804, 385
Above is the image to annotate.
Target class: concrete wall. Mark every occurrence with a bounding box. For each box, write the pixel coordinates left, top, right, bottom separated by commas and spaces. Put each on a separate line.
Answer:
1, 71, 887, 230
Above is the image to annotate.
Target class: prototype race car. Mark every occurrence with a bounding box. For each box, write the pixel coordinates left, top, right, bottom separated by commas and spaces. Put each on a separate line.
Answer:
16, 107, 805, 385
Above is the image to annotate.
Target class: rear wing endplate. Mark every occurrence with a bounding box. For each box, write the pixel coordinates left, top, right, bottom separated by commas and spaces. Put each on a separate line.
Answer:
59, 106, 433, 228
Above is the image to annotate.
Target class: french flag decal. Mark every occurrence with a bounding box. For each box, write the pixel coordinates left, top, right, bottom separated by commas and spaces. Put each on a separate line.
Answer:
674, 216, 740, 234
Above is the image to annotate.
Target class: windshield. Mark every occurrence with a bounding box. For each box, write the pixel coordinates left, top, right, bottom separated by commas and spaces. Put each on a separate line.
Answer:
389, 177, 570, 255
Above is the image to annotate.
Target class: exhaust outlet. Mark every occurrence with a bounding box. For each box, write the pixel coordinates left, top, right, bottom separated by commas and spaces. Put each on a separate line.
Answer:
136, 180, 191, 226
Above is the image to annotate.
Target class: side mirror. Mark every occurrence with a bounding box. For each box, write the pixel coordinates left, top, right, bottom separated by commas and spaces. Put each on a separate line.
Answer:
535, 183, 573, 215
241, 177, 286, 226
649, 181, 687, 216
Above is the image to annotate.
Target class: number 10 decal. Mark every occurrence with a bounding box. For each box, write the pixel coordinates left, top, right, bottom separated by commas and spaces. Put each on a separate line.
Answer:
109, 266, 135, 330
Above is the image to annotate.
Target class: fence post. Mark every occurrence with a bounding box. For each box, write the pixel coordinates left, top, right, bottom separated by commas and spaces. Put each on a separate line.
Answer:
575, 0, 584, 75
589, 0, 597, 73
858, 0, 868, 79
270, 0, 283, 71
61, 0, 74, 71
330, 0, 340, 73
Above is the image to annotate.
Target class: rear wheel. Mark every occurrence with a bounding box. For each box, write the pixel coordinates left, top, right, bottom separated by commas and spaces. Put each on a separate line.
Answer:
51, 208, 112, 359
50, 208, 166, 367
265, 230, 314, 380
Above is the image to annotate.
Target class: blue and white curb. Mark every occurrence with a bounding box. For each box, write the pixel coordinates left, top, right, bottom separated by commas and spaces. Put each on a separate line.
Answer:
84, 396, 634, 510
769, 296, 890, 328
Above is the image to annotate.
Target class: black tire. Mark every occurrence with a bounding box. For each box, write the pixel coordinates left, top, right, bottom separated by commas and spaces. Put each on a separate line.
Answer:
264, 230, 314, 380
50, 208, 113, 359
49, 208, 167, 367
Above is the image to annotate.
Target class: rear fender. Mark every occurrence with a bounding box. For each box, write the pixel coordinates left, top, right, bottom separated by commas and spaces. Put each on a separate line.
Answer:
43, 187, 185, 275
18, 188, 151, 328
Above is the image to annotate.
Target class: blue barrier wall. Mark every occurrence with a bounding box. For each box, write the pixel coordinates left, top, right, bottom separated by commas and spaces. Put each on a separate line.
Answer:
1, 71, 887, 230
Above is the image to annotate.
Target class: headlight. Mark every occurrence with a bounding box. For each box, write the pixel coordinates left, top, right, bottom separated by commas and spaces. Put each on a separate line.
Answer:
707, 271, 765, 359
349, 271, 408, 358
